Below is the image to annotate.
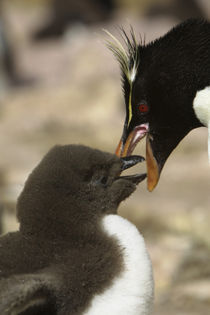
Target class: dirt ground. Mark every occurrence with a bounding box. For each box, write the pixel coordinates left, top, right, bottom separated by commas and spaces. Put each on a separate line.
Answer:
0, 2, 210, 314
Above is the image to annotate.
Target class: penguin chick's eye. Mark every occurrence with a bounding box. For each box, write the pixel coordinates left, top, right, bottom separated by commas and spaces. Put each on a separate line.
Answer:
92, 175, 108, 187
138, 102, 149, 114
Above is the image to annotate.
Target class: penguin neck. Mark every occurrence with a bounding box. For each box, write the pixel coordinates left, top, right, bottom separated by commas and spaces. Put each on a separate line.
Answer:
18, 206, 103, 242
19, 219, 103, 243
17, 192, 108, 241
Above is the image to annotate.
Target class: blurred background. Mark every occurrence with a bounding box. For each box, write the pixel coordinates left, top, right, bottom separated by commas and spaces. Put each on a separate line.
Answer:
0, 0, 209, 314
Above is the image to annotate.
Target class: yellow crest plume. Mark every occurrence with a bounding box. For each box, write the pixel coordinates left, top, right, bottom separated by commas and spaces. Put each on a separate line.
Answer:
104, 26, 139, 84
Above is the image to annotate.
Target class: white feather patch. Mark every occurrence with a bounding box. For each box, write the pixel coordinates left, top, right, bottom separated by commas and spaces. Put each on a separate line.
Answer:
83, 214, 154, 315
193, 86, 210, 162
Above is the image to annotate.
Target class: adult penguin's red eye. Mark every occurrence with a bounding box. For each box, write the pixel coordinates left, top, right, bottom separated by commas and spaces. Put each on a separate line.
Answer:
138, 103, 149, 113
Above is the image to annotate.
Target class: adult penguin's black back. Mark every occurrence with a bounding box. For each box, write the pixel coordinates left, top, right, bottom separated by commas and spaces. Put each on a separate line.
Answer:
0, 144, 153, 315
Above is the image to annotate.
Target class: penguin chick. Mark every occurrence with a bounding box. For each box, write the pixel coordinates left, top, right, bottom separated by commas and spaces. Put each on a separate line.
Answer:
0, 144, 154, 315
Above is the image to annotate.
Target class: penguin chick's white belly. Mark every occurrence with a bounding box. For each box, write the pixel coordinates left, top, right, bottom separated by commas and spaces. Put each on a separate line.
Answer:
193, 86, 210, 162
83, 214, 154, 315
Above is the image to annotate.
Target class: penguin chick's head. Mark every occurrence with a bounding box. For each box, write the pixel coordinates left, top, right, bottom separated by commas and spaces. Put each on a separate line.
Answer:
17, 145, 145, 238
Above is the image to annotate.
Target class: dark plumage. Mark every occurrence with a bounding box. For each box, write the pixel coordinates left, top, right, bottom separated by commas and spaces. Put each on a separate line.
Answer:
110, 18, 210, 191
0, 145, 152, 315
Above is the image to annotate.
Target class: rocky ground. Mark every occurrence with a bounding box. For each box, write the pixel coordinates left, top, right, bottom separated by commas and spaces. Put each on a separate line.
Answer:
0, 2, 210, 314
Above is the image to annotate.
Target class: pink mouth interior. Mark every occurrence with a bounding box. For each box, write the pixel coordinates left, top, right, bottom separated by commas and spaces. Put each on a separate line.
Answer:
127, 123, 149, 155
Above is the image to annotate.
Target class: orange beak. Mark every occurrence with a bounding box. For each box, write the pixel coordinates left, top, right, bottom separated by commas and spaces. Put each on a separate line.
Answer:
145, 135, 159, 191
115, 124, 160, 191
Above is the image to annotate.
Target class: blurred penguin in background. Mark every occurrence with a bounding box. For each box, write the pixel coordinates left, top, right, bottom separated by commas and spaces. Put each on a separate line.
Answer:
0, 0, 35, 90
0, 17, 18, 89
34, 0, 116, 40
146, 0, 207, 21
0, 0, 19, 88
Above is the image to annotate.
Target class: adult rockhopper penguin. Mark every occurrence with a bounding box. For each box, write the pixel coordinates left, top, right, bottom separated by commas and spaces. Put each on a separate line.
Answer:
106, 18, 210, 191
0, 145, 154, 315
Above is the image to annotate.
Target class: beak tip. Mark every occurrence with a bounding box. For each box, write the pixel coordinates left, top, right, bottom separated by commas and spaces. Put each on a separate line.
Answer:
147, 182, 157, 192
120, 155, 145, 171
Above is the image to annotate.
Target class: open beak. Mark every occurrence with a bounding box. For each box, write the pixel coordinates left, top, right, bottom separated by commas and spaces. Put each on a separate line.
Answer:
115, 123, 160, 191
115, 124, 149, 157
117, 155, 147, 184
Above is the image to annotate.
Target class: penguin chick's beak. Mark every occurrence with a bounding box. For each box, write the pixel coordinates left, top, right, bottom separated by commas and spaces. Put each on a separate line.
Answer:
118, 155, 147, 184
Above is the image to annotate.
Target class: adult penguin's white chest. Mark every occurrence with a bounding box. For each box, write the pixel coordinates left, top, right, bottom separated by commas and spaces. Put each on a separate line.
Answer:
83, 214, 154, 315
193, 86, 210, 162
